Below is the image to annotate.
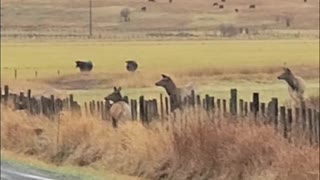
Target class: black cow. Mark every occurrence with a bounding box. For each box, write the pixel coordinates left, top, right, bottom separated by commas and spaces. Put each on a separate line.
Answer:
141, 6, 147, 11
75, 60, 93, 72
125, 60, 138, 72
249, 4, 256, 9
235, 8, 239, 12
219, 5, 224, 9
213, 2, 219, 6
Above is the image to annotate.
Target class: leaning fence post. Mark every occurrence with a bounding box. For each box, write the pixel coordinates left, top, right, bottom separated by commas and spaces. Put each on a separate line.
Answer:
230, 89, 237, 116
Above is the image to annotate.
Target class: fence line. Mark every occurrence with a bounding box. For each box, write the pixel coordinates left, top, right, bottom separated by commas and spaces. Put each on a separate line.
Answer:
1, 85, 319, 145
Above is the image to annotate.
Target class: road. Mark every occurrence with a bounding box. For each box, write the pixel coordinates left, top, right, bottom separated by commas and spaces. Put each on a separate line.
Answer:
1, 160, 81, 180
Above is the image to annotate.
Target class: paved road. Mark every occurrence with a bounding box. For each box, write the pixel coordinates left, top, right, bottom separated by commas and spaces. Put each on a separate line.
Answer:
1, 160, 81, 180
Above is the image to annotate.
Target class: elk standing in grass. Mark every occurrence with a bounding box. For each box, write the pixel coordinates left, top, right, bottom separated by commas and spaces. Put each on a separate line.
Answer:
277, 67, 306, 108
104, 87, 131, 128
155, 74, 196, 112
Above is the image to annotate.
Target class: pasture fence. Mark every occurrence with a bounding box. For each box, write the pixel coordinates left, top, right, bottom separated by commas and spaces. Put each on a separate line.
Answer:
1, 85, 319, 145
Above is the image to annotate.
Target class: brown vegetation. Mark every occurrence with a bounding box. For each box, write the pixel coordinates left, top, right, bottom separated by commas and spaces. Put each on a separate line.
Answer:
40, 65, 319, 90
1, 107, 319, 180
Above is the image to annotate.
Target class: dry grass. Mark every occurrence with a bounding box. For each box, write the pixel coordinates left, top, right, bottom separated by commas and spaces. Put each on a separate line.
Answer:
38, 64, 319, 90
1, 107, 319, 180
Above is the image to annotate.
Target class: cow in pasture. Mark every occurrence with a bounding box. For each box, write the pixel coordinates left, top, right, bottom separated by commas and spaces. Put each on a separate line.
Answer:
155, 74, 196, 112
219, 5, 224, 9
148, 0, 155, 2
249, 4, 256, 9
235, 8, 239, 12
277, 67, 306, 108
213, 2, 219, 6
141, 6, 147, 11
221, 0, 226, 2
169, 0, 173, 3
75, 60, 93, 72
104, 87, 131, 128
125, 60, 138, 72
304, 0, 307, 2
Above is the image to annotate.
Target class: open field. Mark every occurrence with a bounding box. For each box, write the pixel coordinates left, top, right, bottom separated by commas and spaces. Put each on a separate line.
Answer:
1, 40, 319, 104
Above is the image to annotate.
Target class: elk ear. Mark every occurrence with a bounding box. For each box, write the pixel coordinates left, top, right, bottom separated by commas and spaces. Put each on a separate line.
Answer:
113, 87, 117, 91
161, 74, 168, 78
118, 87, 122, 92
286, 68, 291, 73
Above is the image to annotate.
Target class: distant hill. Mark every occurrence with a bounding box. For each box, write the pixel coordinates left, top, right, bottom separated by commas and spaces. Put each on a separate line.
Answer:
1, 0, 319, 39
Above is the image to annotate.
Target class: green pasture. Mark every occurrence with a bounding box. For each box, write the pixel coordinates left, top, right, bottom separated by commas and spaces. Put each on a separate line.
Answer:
1, 40, 319, 104
1, 40, 319, 79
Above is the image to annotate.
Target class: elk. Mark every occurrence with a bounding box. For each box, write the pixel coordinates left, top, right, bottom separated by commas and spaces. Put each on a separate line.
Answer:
155, 74, 196, 112
104, 87, 131, 128
277, 67, 306, 108
75, 60, 93, 72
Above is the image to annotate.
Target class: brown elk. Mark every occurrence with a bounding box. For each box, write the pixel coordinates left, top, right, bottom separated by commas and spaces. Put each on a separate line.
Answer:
277, 67, 306, 108
104, 87, 131, 128
155, 74, 196, 112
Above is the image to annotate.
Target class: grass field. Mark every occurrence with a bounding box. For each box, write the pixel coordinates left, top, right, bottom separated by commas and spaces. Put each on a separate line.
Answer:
1, 40, 319, 104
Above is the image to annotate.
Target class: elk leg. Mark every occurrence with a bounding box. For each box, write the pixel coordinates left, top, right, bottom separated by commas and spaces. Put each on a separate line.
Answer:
112, 117, 117, 128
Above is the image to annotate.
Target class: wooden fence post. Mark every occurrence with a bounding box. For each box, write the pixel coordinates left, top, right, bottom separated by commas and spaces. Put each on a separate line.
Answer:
260, 103, 266, 118
280, 106, 287, 138
307, 109, 313, 144
160, 94, 164, 119
196, 95, 201, 106
244, 101, 248, 117
4, 85, 9, 104
139, 96, 145, 122
164, 97, 169, 116
301, 108, 307, 131
287, 108, 293, 141
314, 111, 320, 144
14, 69, 17, 80
84, 102, 88, 116
191, 90, 195, 107
230, 89, 237, 115
35, 71, 38, 78
252, 92, 259, 119
222, 99, 227, 116
239, 99, 244, 117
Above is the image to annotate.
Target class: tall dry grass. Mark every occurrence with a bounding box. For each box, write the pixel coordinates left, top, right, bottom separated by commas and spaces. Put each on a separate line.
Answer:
1, 107, 319, 180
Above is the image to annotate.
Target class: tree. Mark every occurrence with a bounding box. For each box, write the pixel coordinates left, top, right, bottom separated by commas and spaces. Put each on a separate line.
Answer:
120, 8, 130, 22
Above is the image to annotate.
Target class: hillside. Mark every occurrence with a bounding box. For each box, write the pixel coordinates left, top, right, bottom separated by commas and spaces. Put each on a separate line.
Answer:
1, 0, 319, 39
